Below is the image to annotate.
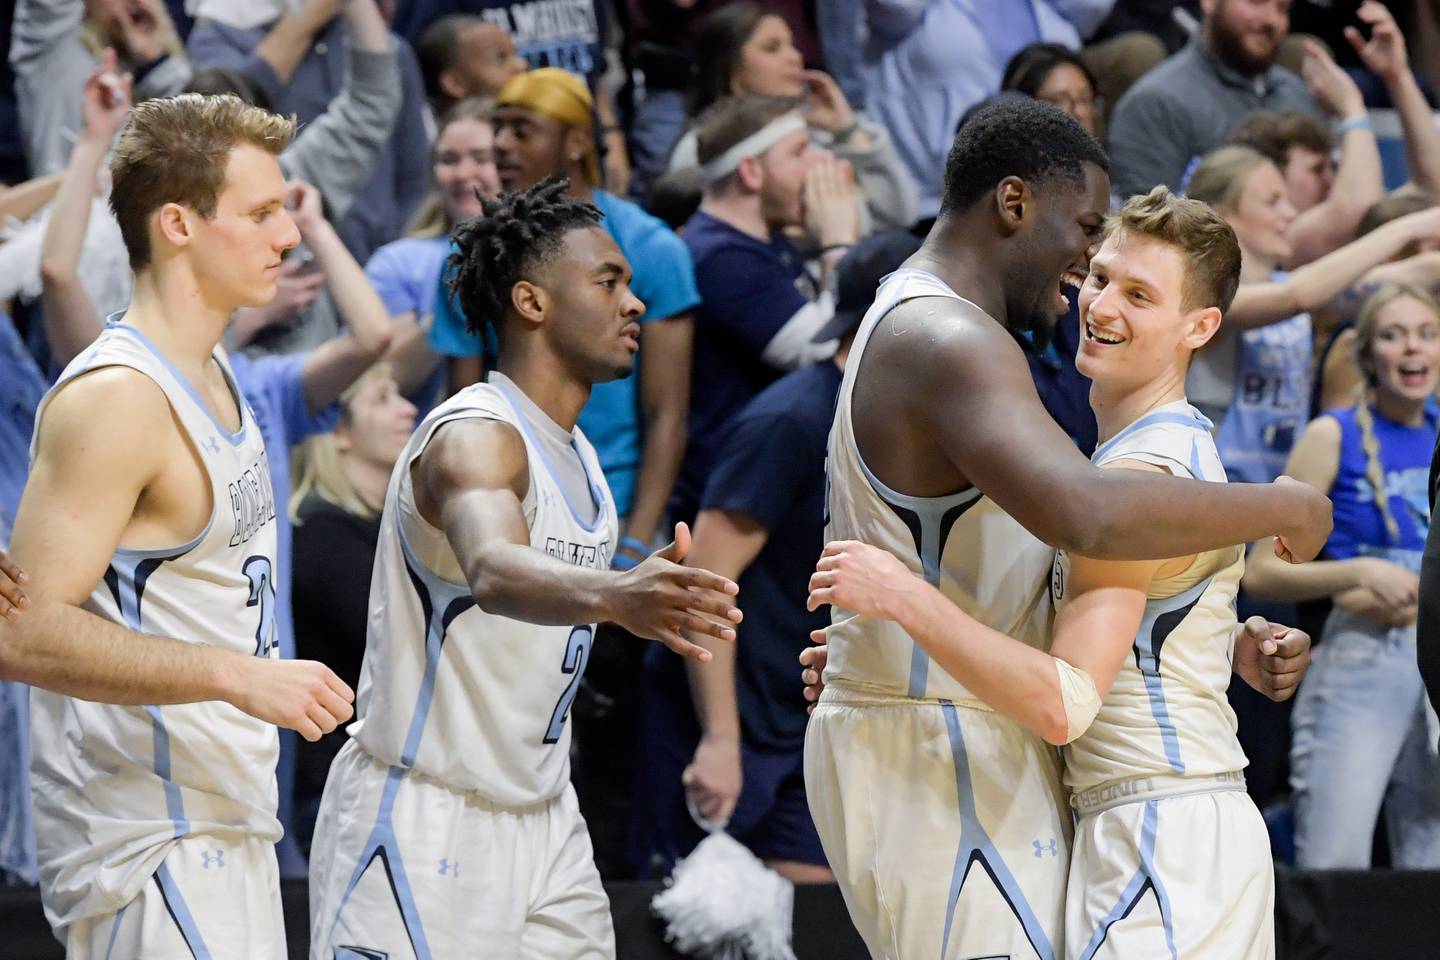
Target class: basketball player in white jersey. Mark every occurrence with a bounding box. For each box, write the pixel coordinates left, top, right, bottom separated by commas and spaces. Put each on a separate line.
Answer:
799, 97, 1330, 960
812, 186, 1300, 958
307, 178, 743, 960
0, 94, 356, 958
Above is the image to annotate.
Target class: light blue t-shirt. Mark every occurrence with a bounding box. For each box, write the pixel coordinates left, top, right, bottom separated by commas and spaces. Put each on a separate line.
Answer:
364, 234, 450, 412
426, 189, 700, 515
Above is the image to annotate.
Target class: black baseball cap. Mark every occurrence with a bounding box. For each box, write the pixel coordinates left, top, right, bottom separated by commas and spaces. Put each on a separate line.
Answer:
811, 230, 925, 344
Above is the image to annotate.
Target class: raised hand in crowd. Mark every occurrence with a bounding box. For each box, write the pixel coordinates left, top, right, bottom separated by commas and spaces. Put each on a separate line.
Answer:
803, 69, 872, 151
1300, 40, 1365, 121
1346, 0, 1409, 83
1345, 1, 1440, 195
90, 0, 182, 68
38, 50, 134, 365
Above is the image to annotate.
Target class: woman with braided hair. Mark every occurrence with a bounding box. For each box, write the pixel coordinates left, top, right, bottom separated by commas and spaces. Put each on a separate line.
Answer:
1245, 283, 1440, 868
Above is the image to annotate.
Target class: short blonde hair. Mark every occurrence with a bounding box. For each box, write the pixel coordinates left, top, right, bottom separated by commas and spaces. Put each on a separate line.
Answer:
1105, 185, 1242, 314
109, 93, 295, 270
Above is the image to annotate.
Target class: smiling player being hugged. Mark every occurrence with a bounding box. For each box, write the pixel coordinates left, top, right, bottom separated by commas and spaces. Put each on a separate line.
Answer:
307, 178, 742, 960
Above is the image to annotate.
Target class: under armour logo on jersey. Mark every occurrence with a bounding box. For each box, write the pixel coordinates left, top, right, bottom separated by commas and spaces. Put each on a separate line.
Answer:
202, 435, 221, 456
1033, 838, 1058, 859
200, 849, 225, 869
438, 858, 459, 877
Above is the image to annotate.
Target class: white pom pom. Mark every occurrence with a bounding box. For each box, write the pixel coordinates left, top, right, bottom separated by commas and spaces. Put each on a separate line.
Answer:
651, 830, 797, 960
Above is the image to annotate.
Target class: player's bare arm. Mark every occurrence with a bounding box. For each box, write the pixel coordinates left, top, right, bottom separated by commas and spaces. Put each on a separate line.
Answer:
882, 304, 1332, 561
0, 368, 353, 741
414, 416, 743, 661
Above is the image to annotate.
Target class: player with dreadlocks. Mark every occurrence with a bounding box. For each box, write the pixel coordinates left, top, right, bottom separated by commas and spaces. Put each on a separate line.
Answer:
307, 177, 743, 960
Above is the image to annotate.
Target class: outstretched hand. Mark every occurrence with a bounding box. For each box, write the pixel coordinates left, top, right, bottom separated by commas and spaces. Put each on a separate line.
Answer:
608, 522, 742, 661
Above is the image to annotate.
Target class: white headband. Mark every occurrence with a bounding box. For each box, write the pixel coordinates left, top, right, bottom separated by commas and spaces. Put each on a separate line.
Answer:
699, 112, 808, 188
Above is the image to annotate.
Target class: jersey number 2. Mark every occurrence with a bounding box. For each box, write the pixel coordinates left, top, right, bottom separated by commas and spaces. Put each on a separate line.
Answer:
544, 626, 593, 744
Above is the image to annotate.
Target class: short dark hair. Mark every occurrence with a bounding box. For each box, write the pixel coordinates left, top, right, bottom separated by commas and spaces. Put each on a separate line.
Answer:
447, 177, 604, 342
940, 96, 1108, 216
1227, 110, 1332, 168
692, 94, 800, 168
688, 1, 770, 116
1001, 42, 1098, 101
417, 14, 485, 104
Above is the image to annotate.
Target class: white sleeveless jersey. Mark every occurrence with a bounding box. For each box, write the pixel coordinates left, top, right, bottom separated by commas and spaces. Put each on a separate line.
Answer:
1052, 401, 1249, 794
28, 321, 281, 930
824, 269, 1054, 703
350, 379, 617, 806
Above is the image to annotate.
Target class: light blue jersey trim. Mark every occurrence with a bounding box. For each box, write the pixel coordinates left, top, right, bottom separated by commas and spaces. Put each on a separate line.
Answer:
154, 862, 214, 959
106, 551, 192, 839
1093, 409, 1213, 465
1077, 799, 1178, 960
104, 319, 249, 447
1132, 576, 1213, 774
323, 526, 472, 959
492, 379, 609, 534
101, 903, 128, 960
938, 701, 1056, 960
844, 267, 988, 697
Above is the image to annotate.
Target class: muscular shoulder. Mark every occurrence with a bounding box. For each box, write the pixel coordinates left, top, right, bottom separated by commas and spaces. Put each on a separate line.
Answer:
416, 416, 530, 507
873, 296, 1026, 393
37, 366, 174, 469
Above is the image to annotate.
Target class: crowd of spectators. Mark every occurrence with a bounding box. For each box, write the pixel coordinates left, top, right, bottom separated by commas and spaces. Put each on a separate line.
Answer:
4, 0, 1440, 889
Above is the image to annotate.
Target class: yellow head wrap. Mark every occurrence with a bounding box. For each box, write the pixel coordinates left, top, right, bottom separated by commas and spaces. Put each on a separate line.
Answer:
497, 68, 601, 186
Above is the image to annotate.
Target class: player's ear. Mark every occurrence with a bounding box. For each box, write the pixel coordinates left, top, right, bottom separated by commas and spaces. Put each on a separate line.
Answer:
995, 176, 1027, 236
1183, 305, 1222, 351
511, 279, 548, 329
155, 201, 192, 250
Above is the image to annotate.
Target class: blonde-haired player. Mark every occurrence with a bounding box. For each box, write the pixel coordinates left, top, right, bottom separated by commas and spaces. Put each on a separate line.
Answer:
811, 186, 1311, 958
1, 91, 355, 957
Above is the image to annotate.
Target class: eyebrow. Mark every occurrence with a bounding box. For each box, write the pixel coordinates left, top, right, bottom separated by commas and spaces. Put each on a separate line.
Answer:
591, 260, 629, 279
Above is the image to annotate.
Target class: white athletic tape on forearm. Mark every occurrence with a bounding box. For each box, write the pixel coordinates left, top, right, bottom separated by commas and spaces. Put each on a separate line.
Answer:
698, 112, 807, 187
1055, 658, 1101, 743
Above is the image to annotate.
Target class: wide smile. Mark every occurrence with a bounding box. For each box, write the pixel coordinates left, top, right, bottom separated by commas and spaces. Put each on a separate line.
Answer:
1398, 361, 1431, 388
1084, 319, 1126, 346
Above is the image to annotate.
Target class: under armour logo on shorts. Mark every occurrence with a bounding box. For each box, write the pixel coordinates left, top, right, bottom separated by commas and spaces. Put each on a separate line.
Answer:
438, 858, 459, 877
1032, 838, 1058, 859
200, 849, 225, 869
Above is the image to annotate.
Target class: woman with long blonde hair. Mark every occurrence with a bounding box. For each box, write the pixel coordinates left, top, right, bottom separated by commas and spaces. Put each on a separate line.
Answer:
1244, 283, 1440, 867
289, 365, 418, 852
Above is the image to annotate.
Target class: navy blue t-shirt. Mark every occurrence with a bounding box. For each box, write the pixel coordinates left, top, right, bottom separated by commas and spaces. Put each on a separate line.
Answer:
698, 359, 840, 751
674, 211, 817, 522
1024, 296, 1097, 456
